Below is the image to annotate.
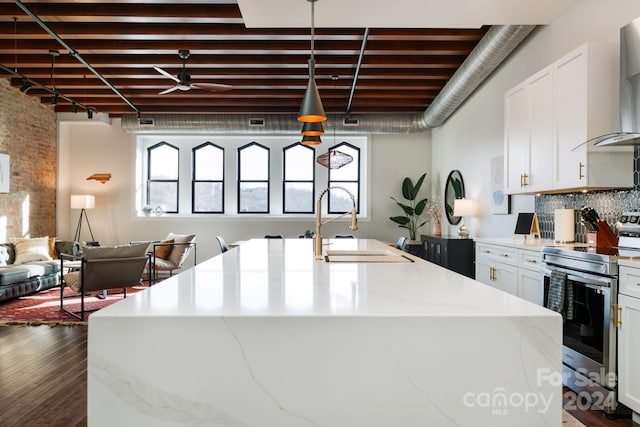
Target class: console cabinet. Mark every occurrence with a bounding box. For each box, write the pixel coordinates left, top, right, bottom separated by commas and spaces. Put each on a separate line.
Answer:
421, 235, 474, 279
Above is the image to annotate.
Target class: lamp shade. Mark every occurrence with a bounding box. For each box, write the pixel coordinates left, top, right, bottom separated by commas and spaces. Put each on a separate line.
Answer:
297, 59, 326, 123
70, 194, 95, 209
301, 121, 324, 136
301, 135, 322, 146
453, 199, 475, 217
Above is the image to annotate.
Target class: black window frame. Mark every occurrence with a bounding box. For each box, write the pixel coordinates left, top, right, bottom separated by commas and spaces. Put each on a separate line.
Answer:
282, 141, 315, 214
192, 141, 225, 214
237, 141, 270, 214
327, 141, 360, 215
147, 141, 179, 214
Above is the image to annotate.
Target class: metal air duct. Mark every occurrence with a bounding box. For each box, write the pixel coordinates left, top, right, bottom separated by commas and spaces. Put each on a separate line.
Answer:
121, 25, 535, 135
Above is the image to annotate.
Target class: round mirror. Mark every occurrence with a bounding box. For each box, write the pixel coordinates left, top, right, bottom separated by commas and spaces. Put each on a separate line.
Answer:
444, 170, 465, 225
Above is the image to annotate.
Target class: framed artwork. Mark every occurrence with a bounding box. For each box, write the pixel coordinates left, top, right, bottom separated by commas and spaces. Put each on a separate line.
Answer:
490, 155, 509, 214
0, 154, 9, 193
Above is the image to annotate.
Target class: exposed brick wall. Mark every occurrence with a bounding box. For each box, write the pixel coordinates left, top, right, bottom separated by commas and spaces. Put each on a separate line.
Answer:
0, 79, 57, 240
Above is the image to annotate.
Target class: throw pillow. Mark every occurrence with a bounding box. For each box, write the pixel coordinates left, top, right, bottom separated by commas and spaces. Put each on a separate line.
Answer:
64, 271, 81, 292
165, 233, 196, 265
154, 239, 174, 260
10, 236, 52, 264
48, 237, 58, 259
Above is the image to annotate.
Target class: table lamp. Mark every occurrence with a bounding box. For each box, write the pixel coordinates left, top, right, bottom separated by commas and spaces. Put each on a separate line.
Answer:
71, 194, 96, 243
454, 198, 476, 239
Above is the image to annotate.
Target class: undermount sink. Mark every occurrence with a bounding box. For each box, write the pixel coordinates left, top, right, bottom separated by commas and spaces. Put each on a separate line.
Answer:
324, 249, 413, 263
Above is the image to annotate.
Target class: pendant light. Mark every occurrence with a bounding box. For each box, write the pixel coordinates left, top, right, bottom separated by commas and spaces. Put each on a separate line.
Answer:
301, 135, 322, 146
297, 0, 326, 123
301, 121, 324, 136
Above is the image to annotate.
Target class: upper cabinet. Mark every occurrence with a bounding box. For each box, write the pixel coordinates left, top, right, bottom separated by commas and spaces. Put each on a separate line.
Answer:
505, 66, 554, 194
505, 42, 633, 195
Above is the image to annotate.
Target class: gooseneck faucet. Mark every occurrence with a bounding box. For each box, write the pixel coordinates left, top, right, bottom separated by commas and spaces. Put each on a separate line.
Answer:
315, 186, 358, 259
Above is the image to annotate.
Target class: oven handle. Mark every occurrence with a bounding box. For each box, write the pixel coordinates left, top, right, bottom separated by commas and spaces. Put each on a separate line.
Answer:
541, 267, 614, 288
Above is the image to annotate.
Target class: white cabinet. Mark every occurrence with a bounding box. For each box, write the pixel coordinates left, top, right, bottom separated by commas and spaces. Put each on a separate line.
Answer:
504, 42, 632, 195
518, 249, 544, 305
475, 242, 541, 301
618, 265, 640, 419
554, 42, 632, 191
505, 66, 554, 194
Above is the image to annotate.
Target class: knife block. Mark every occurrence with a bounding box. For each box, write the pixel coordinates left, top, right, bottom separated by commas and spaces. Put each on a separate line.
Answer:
589, 221, 618, 247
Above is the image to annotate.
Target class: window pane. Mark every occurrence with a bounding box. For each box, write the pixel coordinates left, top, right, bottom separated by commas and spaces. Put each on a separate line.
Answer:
149, 144, 178, 179
329, 182, 358, 213
194, 182, 223, 212
329, 144, 359, 181
149, 181, 178, 212
284, 182, 313, 213
239, 182, 268, 212
284, 145, 313, 180
240, 144, 269, 180
195, 144, 223, 180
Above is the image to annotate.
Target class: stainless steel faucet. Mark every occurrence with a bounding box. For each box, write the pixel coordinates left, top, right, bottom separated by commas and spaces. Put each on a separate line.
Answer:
315, 186, 358, 259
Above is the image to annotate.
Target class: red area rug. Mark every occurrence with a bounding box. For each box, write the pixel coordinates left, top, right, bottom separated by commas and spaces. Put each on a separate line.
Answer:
0, 286, 145, 326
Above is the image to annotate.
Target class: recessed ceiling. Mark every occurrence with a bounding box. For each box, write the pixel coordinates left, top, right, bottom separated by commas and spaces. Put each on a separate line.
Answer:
0, 0, 563, 118
238, 0, 580, 28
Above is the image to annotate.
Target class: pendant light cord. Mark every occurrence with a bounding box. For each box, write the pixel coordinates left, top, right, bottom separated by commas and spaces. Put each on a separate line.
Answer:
310, 0, 315, 61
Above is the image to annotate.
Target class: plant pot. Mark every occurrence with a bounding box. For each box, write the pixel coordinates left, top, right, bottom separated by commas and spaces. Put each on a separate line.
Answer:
433, 221, 442, 236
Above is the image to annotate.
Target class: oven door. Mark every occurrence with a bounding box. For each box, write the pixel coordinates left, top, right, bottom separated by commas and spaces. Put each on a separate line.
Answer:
541, 265, 615, 389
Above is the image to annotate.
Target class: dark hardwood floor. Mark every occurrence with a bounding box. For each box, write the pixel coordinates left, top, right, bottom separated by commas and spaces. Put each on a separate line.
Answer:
0, 324, 638, 427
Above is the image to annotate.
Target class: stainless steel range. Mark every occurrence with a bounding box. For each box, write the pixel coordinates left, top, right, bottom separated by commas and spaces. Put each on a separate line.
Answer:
541, 211, 640, 414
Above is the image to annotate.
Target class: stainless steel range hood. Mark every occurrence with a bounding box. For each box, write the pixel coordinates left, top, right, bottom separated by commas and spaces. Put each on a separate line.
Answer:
594, 16, 640, 146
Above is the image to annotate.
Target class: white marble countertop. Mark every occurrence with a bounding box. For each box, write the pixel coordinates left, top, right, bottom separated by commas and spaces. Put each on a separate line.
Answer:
88, 239, 562, 427
474, 236, 586, 251
94, 238, 556, 319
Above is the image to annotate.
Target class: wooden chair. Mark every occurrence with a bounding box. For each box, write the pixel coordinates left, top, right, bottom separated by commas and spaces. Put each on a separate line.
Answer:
60, 243, 149, 320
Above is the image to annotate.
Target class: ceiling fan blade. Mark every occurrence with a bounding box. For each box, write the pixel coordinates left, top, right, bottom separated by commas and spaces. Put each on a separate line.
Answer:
153, 66, 180, 83
191, 82, 233, 92
159, 86, 180, 95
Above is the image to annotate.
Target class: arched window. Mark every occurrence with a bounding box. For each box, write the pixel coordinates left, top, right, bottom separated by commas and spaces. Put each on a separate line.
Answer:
192, 142, 224, 213
327, 142, 360, 214
147, 141, 179, 213
238, 141, 270, 213
283, 142, 315, 213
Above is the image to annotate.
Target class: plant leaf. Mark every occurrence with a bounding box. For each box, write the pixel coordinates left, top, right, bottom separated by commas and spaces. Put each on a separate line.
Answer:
389, 216, 411, 225
410, 173, 427, 200
414, 198, 428, 216
401, 177, 413, 200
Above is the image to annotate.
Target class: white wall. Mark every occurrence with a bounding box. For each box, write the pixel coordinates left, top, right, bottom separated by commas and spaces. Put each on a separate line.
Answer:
57, 119, 431, 261
432, 0, 640, 238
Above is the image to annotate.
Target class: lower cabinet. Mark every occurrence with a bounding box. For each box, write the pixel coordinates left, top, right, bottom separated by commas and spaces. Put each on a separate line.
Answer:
617, 265, 640, 419
421, 234, 475, 279
475, 242, 542, 304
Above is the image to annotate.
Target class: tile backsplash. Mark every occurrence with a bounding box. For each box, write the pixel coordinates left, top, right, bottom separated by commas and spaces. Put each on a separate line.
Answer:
534, 146, 640, 242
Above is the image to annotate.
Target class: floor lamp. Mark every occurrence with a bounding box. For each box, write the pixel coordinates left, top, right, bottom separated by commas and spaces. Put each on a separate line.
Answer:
71, 194, 96, 243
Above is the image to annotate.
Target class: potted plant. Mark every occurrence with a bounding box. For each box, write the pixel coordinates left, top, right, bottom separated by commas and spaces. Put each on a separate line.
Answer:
389, 173, 429, 257
142, 205, 153, 216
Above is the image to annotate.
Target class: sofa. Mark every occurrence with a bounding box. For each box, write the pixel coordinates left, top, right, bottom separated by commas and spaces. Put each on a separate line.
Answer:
0, 237, 63, 303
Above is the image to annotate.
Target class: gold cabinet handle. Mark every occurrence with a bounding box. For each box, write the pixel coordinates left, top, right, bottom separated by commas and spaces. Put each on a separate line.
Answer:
489, 266, 496, 281
520, 174, 524, 187
579, 162, 585, 180
523, 173, 528, 187
615, 304, 622, 328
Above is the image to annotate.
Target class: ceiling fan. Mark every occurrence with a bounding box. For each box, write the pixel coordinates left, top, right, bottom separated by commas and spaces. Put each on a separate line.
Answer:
153, 50, 232, 95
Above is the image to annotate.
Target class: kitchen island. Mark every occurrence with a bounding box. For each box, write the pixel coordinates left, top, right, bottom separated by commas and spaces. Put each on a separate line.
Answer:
88, 238, 561, 426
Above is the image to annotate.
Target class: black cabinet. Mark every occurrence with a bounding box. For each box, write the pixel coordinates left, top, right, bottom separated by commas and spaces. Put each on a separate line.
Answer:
420, 234, 475, 279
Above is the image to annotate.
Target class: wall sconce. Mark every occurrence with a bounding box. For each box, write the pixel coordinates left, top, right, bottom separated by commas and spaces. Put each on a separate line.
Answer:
453, 198, 476, 239
86, 173, 111, 184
